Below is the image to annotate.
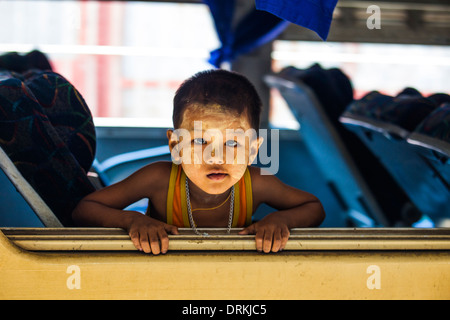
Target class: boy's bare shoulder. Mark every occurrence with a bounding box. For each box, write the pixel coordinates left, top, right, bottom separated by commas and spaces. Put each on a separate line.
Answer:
138, 161, 173, 179
127, 161, 172, 189
248, 166, 278, 190
248, 166, 278, 207
248, 166, 275, 180
248, 165, 320, 211
117, 161, 172, 202
145, 160, 173, 171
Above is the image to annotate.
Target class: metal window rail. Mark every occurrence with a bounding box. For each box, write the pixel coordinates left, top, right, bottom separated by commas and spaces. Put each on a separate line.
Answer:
2, 227, 450, 251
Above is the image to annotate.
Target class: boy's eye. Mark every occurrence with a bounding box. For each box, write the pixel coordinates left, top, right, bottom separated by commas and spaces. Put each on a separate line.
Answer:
193, 138, 207, 145
225, 140, 238, 147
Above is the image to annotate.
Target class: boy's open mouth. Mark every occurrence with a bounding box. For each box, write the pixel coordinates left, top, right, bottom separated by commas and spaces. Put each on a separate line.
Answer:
207, 173, 228, 181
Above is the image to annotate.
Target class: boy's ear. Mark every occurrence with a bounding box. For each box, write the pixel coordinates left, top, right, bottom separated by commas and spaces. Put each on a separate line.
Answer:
166, 129, 173, 139
167, 129, 181, 150
248, 136, 264, 164
167, 129, 181, 163
168, 128, 191, 164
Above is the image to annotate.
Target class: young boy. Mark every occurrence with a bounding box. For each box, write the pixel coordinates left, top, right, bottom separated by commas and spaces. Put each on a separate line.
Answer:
72, 69, 325, 254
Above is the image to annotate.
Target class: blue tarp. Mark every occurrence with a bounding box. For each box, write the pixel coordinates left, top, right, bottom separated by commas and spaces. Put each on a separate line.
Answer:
204, 0, 338, 67
256, 0, 338, 40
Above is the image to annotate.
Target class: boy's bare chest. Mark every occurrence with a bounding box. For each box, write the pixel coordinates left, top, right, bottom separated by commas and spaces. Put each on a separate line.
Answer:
189, 204, 233, 227
147, 193, 234, 228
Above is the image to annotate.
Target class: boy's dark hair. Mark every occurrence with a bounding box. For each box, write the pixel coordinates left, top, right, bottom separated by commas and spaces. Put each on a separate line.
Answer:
173, 69, 262, 130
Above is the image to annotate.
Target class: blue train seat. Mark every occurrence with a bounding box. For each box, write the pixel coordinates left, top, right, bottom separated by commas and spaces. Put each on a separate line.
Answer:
265, 65, 396, 227
340, 92, 450, 227
407, 103, 450, 184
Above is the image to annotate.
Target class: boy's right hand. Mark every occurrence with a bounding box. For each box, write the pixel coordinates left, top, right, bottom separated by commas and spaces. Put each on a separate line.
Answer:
126, 214, 179, 255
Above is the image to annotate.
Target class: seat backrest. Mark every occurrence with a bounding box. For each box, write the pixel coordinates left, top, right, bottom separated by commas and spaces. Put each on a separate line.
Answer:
407, 103, 450, 159
265, 73, 388, 227
341, 94, 450, 226
0, 70, 96, 227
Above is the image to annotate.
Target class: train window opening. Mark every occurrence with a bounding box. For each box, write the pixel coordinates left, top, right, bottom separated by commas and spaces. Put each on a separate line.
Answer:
1, 0, 449, 236
271, 40, 450, 102
0, 0, 219, 128
3, 1, 448, 130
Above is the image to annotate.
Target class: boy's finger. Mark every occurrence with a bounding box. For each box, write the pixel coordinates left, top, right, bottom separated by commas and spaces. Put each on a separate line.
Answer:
166, 224, 179, 235
271, 229, 282, 252
238, 224, 256, 235
280, 228, 290, 250
158, 229, 170, 254
140, 232, 151, 254
149, 233, 161, 255
263, 229, 273, 253
128, 231, 142, 251
130, 231, 142, 251
255, 229, 264, 252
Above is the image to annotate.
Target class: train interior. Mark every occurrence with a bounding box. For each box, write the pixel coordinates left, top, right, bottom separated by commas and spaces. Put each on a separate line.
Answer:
0, 0, 449, 231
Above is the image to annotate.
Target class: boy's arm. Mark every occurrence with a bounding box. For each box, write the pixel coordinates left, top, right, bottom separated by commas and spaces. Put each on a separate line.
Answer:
72, 162, 178, 254
239, 167, 325, 253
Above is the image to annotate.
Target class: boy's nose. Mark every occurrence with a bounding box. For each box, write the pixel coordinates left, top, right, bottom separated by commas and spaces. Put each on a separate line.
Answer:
205, 148, 224, 164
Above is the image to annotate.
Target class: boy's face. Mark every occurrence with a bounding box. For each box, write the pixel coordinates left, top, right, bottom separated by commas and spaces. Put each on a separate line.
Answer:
167, 104, 263, 195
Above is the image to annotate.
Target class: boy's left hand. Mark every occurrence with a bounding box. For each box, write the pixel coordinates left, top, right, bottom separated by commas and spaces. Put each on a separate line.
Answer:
238, 214, 290, 253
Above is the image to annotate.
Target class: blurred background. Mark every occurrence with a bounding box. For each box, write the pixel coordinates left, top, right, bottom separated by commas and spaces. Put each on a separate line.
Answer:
1, 0, 448, 128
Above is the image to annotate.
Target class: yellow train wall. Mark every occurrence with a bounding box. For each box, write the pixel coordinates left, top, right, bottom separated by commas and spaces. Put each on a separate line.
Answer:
1, 229, 449, 300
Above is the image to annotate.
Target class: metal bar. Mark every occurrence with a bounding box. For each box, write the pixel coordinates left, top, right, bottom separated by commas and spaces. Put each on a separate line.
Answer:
3, 228, 450, 251
0, 148, 63, 228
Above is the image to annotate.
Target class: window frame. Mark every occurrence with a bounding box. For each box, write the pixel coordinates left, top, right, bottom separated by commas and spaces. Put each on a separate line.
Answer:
2, 227, 450, 252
